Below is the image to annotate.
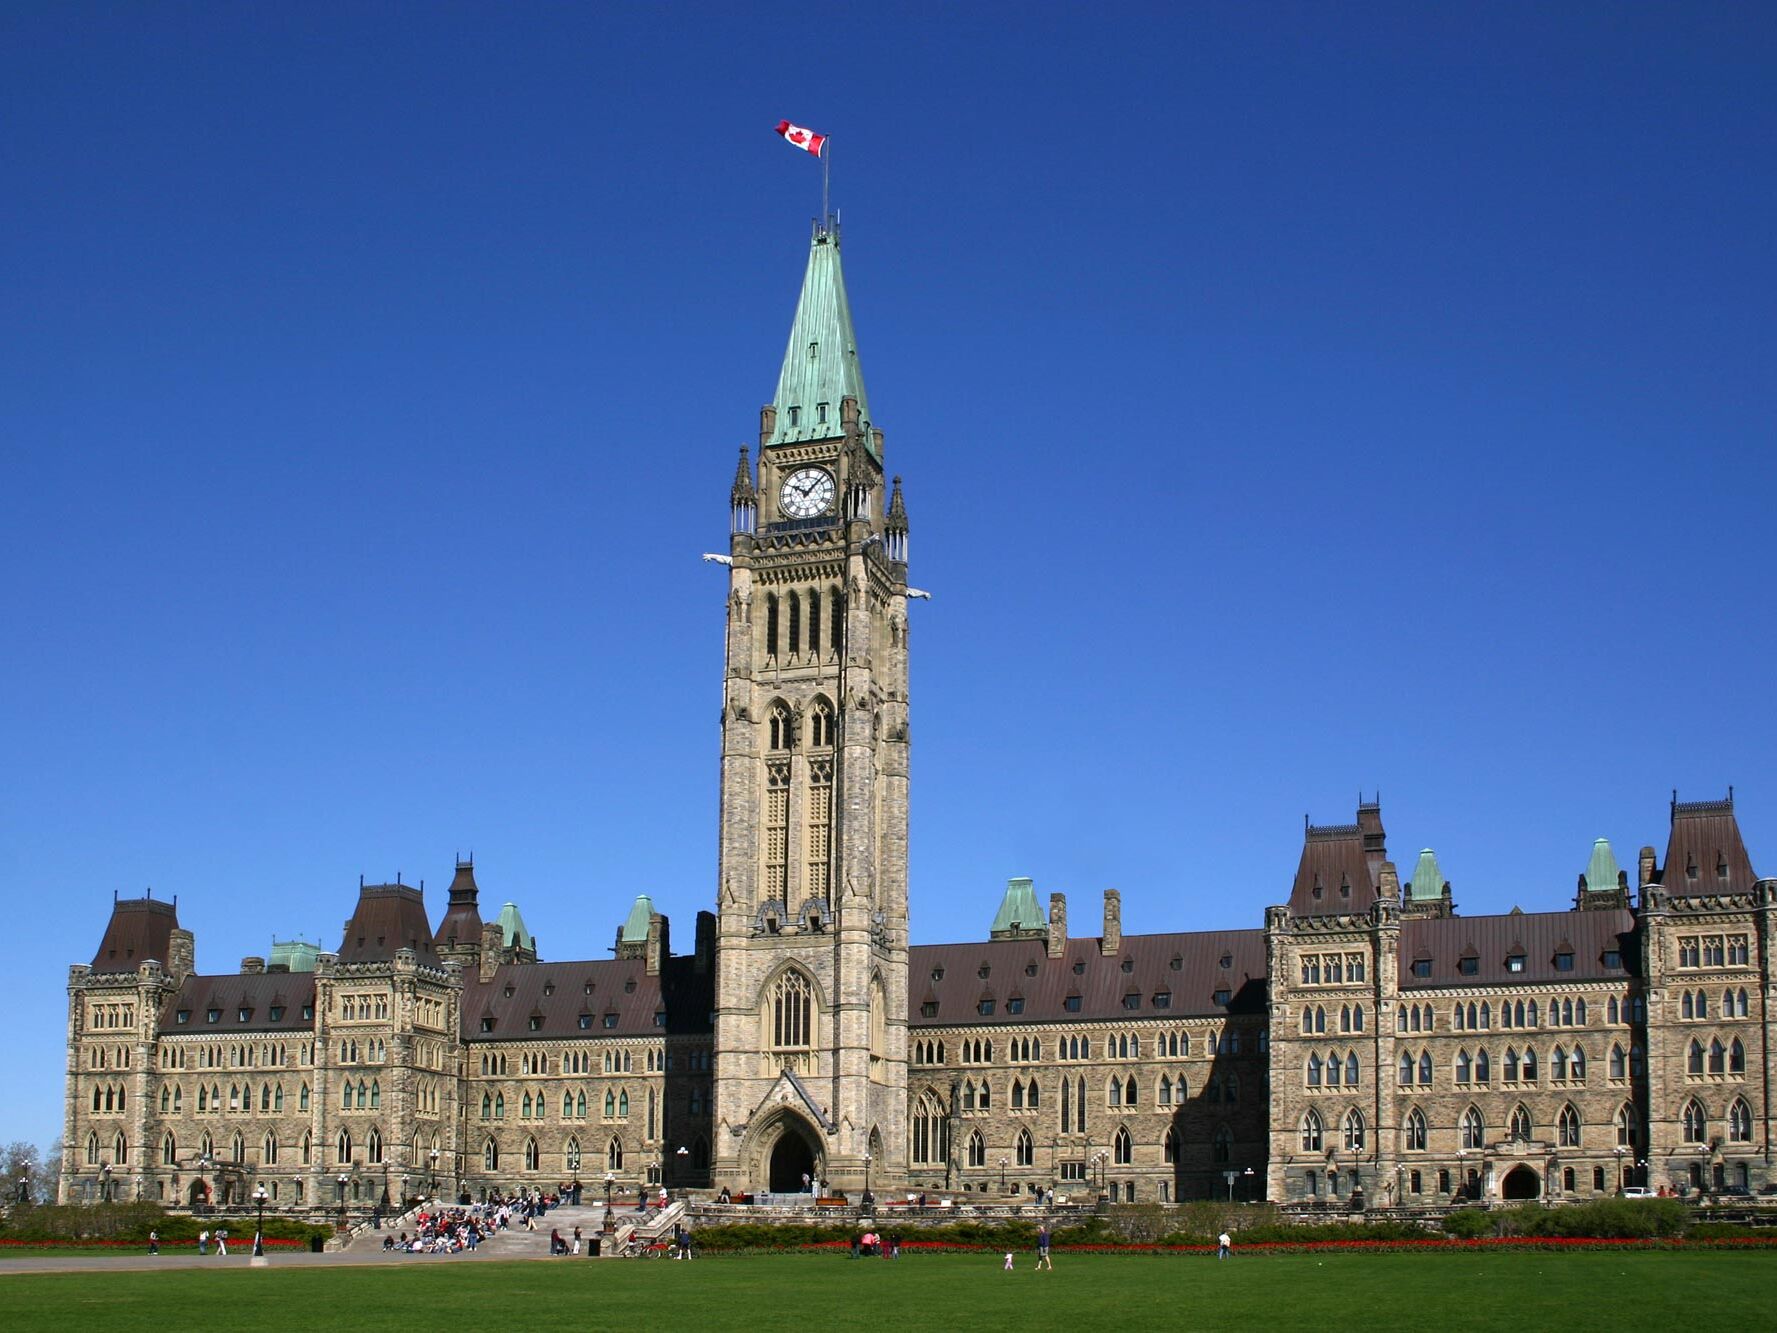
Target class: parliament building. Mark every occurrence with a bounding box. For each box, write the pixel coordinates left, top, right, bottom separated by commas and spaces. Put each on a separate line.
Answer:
61, 223, 1777, 1216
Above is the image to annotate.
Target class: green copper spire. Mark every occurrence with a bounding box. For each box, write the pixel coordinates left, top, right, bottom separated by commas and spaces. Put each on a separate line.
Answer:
1409, 849, 1445, 901
1584, 838, 1622, 894
620, 894, 654, 944
990, 877, 1045, 938
768, 224, 873, 452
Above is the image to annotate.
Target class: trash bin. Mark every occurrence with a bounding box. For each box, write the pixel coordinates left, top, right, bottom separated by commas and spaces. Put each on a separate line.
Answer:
587, 1237, 600, 1258
309, 1236, 324, 1253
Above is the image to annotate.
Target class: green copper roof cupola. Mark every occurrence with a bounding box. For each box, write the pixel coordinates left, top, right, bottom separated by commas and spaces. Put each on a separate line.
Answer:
1409, 849, 1445, 901
767, 223, 873, 452
990, 877, 1046, 940
1584, 838, 1622, 893
620, 895, 654, 944
495, 902, 533, 954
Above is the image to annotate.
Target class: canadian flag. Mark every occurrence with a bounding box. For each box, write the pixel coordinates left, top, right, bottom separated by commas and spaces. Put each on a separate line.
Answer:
775, 120, 828, 157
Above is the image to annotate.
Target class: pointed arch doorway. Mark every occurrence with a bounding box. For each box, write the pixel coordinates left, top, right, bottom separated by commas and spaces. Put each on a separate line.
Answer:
770, 1124, 818, 1193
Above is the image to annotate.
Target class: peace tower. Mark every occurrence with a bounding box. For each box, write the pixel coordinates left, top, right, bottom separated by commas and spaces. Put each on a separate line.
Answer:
709, 221, 912, 1194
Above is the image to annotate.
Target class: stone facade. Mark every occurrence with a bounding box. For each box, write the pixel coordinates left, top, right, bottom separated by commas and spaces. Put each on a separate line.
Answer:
58, 225, 1777, 1215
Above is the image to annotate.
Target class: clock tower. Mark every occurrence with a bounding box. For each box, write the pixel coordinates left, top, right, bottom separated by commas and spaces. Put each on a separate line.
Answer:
711, 220, 911, 1195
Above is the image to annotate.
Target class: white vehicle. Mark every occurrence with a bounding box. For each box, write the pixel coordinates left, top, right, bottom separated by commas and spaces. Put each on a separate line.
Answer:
1622, 1187, 1655, 1198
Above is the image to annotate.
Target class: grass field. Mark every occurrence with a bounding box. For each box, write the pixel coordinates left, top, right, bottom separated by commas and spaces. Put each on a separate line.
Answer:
3, 1251, 1775, 1331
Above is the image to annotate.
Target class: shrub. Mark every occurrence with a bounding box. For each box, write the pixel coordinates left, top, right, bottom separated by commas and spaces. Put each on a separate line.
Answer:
1442, 1209, 1493, 1240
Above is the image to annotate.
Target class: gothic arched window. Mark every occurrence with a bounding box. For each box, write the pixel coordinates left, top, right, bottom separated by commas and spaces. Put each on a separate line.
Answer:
1405, 1107, 1427, 1151
1114, 1125, 1132, 1165
1461, 1106, 1485, 1150
1301, 1109, 1322, 1152
771, 970, 813, 1050
1682, 1099, 1707, 1144
912, 1090, 949, 1165
1558, 1104, 1581, 1147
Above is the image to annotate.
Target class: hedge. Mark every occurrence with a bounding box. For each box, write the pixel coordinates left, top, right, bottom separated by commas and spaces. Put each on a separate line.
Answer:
1, 1202, 330, 1247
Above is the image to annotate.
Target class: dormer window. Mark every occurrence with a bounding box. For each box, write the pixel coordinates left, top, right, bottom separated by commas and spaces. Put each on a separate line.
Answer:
206, 1008, 221, 1024
1219, 954, 1232, 970
1339, 877, 1351, 899
1122, 993, 1140, 1011
542, 983, 554, 997
577, 1014, 593, 1030
1120, 959, 1134, 974
1152, 991, 1171, 1009
1602, 949, 1622, 969
932, 967, 945, 982
480, 1017, 494, 1033
1006, 997, 1024, 1015
1025, 963, 1038, 977
920, 1001, 938, 1018
175, 1009, 191, 1025
528, 1016, 543, 1032
301, 1004, 314, 1020
1554, 952, 1574, 972
602, 1013, 618, 1029
237, 1008, 252, 1023
978, 965, 991, 980
503, 985, 515, 999
1686, 856, 1698, 880
1170, 956, 1183, 971
977, 999, 995, 1016
1212, 988, 1232, 1006
1718, 855, 1729, 881
817, 402, 828, 424
1411, 959, 1432, 979
268, 1006, 284, 1022
788, 406, 800, 427
1506, 954, 1526, 973
1064, 995, 1082, 1013
1072, 960, 1085, 976
654, 1011, 666, 1028
624, 978, 637, 993
1458, 957, 1479, 977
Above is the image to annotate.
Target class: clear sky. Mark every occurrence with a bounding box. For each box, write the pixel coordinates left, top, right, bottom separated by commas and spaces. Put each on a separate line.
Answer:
3, 3, 1773, 1148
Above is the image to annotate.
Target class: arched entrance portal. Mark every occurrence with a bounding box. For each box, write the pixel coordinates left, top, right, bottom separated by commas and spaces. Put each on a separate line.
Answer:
1502, 1165, 1540, 1200
770, 1127, 817, 1194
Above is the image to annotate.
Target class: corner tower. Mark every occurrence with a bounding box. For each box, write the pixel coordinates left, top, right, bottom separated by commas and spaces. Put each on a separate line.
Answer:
712, 221, 910, 1194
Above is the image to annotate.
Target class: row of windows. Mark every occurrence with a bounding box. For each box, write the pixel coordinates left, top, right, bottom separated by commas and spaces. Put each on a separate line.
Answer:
1686, 1036, 1748, 1076
475, 1048, 672, 1076
1301, 1004, 1364, 1035
915, 1112, 1238, 1172
159, 1042, 307, 1070
1677, 935, 1750, 968
914, 1029, 1234, 1065
762, 590, 844, 665
158, 1081, 313, 1114
88, 1004, 135, 1029
1299, 953, 1367, 985
1680, 988, 1752, 1020
173, 1003, 313, 1025
338, 994, 390, 1020
1306, 1051, 1360, 1088
85, 1045, 131, 1070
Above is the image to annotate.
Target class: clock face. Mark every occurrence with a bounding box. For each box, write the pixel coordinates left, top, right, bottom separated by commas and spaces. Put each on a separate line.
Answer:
779, 467, 835, 518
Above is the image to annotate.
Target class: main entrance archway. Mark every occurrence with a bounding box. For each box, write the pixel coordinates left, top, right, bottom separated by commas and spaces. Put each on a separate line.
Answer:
769, 1126, 817, 1193
1501, 1165, 1539, 1200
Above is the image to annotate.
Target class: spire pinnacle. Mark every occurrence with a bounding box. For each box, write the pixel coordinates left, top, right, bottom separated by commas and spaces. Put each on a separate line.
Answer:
730, 445, 755, 502
768, 226, 873, 453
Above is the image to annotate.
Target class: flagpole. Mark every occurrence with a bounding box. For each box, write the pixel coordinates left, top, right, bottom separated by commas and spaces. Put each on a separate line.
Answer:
822, 140, 830, 229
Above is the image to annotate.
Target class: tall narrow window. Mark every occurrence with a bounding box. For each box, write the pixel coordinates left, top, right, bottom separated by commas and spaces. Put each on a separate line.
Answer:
807, 757, 832, 897
788, 591, 801, 656
772, 970, 813, 1049
808, 589, 821, 657
830, 589, 844, 658
765, 594, 779, 658
765, 761, 790, 899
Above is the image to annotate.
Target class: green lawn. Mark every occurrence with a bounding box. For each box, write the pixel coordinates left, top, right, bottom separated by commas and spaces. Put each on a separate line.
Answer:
3, 1251, 1774, 1331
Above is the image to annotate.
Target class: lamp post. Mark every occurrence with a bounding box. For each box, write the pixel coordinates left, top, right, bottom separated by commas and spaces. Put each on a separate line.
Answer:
252, 1185, 267, 1257
603, 1170, 616, 1235
1243, 1166, 1255, 1202
1000, 1157, 1008, 1195
336, 1172, 348, 1226
1223, 1169, 1237, 1203
1614, 1146, 1627, 1193
676, 1146, 688, 1186
100, 1163, 111, 1203
17, 1173, 27, 1206
863, 1151, 873, 1207
429, 1148, 440, 1199
1638, 1158, 1649, 1191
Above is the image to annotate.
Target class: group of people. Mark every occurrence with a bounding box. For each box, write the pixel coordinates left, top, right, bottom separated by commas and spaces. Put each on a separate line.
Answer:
851, 1231, 897, 1258
383, 1205, 490, 1254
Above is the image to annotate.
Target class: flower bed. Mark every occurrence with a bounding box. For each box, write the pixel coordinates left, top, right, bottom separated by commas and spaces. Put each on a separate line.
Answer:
0, 1236, 308, 1251
788, 1235, 1777, 1256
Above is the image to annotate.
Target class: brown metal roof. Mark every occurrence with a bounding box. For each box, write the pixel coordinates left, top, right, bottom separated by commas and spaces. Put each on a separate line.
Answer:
337, 884, 440, 965
1659, 794, 1758, 896
157, 972, 318, 1034
460, 955, 712, 1041
1287, 821, 1378, 917
907, 930, 1267, 1028
90, 896, 179, 973
1398, 909, 1635, 989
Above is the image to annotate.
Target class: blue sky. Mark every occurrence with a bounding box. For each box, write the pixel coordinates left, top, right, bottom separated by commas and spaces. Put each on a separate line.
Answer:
3, 3, 1773, 1148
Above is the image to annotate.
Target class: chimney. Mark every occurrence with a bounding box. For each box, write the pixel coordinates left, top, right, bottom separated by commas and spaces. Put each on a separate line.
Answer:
168, 927, 195, 983
1047, 893, 1067, 959
1100, 889, 1121, 956
479, 921, 502, 983
645, 912, 669, 977
240, 956, 264, 975
1639, 846, 1658, 889
1378, 861, 1400, 902
694, 911, 716, 974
